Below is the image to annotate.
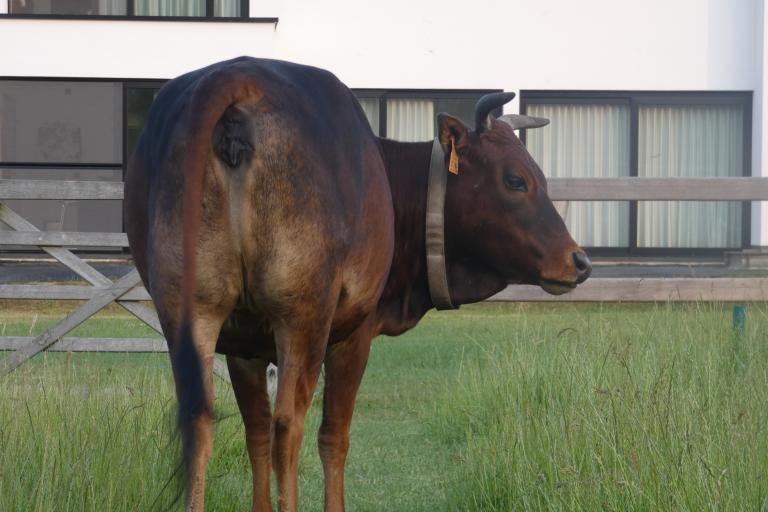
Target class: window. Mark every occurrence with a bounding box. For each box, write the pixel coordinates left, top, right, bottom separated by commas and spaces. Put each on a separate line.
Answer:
6, 0, 246, 18
637, 104, 744, 248
353, 91, 496, 141
521, 91, 751, 254
526, 103, 631, 247
0, 80, 123, 236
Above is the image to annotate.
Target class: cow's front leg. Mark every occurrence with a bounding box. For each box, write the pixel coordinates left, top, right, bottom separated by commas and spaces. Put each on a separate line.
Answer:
318, 320, 375, 512
226, 355, 273, 512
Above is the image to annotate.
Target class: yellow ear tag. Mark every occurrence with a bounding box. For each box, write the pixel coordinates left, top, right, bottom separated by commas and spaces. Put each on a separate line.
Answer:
448, 138, 459, 175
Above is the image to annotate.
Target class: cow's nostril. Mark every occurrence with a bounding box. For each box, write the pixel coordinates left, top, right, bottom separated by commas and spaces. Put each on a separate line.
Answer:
572, 252, 592, 282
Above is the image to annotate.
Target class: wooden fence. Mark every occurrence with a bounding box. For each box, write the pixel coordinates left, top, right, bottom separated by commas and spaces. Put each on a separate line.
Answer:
2, 177, 768, 374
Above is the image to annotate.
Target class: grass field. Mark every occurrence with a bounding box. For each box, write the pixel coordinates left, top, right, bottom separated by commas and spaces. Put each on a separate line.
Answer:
1, 301, 767, 511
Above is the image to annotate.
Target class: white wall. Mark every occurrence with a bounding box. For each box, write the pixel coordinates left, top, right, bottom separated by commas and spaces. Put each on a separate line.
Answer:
0, 19, 277, 78
757, 0, 768, 246
1, 0, 758, 91
276, 0, 760, 104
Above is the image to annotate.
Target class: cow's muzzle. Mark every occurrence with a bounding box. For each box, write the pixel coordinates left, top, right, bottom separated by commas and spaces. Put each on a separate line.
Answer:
538, 251, 592, 295
573, 251, 592, 283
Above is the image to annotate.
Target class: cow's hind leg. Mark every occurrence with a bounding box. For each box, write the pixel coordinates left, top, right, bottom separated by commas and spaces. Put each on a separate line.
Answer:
318, 320, 375, 512
155, 297, 233, 512
227, 355, 273, 512
271, 315, 334, 512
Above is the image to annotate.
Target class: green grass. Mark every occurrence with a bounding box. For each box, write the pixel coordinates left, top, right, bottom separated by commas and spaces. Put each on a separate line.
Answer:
1, 302, 767, 510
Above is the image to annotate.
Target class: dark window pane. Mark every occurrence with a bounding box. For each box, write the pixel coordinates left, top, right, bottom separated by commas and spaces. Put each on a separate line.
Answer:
9, 0, 127, 15
134, 0, 204, 16
126, 86, 161, 157
0, 81, 122, 164
0, 168, 123, 235
433, 98, 476, 130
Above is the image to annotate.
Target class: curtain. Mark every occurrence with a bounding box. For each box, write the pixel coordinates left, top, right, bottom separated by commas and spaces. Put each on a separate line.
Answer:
357, 98, 380, 135
386, 99, 434, 142
527, 104, 631, 247
134, 0, 204, 16
214, 0, 239, 17
98, 0, 125, 14
638, 105, 743, 247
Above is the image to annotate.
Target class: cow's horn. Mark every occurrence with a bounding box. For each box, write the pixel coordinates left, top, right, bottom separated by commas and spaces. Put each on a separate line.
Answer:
497, 114, 550, 130
474, 91, 516, 133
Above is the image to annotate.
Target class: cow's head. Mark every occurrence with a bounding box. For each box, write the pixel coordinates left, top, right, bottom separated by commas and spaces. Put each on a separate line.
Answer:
441, 92, 591, 295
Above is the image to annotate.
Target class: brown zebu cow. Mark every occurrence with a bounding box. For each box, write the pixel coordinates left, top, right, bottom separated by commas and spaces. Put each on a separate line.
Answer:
125, 56, 590, 512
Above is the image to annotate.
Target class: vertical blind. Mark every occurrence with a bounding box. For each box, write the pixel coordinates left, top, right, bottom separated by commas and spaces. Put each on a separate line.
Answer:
386, 99, 434, 142
527, 104, 631, 247
213, 0, 239, 17
637, 105, 743, 248
134, 0, 204, 16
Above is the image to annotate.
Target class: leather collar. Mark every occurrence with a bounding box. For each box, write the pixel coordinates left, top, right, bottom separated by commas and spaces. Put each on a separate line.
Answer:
425, 138, 458, 310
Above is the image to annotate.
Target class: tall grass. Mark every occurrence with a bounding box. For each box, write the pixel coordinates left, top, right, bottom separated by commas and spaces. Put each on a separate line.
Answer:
1, 357, 178, 511
431, 303, 768, 511
1, 302, 767, 510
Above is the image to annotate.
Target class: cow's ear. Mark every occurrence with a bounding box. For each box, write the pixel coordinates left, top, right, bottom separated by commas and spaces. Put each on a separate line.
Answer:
437, 113, 470, 155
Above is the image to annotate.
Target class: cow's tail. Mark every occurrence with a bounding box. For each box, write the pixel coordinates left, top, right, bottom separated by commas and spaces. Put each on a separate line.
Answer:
174, 65, 263, 491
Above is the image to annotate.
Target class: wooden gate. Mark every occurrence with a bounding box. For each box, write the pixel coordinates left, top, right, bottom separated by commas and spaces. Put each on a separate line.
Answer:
0, 179, 230, 379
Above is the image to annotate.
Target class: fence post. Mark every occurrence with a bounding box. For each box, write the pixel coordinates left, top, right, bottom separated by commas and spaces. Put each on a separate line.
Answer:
732, 304, 746, 337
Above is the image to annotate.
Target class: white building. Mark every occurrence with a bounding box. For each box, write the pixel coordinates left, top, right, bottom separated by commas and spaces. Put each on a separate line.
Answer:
0, 0, 764, 259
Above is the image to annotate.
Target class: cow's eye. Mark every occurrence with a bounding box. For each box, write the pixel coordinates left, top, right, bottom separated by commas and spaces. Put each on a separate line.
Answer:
503, 173, 528, 192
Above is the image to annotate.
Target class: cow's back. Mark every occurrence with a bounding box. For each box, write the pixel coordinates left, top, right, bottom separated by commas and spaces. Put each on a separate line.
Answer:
125, 57, 394, 350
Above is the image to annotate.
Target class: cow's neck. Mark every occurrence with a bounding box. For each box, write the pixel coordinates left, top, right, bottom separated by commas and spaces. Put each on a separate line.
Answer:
375, 138, 433, 335
375, 138, 506, 336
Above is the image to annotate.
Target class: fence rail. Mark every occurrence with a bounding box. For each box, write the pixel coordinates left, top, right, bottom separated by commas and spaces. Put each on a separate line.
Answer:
3, 177, 768, 202
1, 231, 128, 247
491, 277, 768, 302
0, 179, 124, 200
3, 176, 768, 374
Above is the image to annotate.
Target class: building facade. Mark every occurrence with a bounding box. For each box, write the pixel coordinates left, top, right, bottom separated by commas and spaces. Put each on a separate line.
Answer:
0, 0, 765, 257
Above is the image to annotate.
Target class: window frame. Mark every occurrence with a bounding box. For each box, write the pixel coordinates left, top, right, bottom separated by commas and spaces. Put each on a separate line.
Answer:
0, 0, 269, 21
520, 90, 753, 257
